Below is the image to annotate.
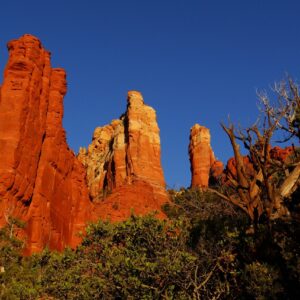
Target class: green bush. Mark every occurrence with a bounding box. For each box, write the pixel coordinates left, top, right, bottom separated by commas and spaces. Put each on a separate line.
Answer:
243, 262, 282, 299
0, 218, 40, 300
0, 191, 299, 299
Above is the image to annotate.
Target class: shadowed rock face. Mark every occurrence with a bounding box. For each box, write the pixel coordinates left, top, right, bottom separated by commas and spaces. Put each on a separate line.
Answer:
78, 91, 169, 220
189, 124, 223, 188
0, 34, 91, 254
224, 146, 296, 183
270, 146, 295, 162
0, 35, 168, 253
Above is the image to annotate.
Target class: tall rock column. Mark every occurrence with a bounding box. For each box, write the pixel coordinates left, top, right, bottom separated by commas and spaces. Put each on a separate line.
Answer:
189, 124, 223, 188
126, 91, 165, 188
78, 91, 169, 221
0, 34, 91, 254
0, 35, 50, 217
27, 68, 91, 253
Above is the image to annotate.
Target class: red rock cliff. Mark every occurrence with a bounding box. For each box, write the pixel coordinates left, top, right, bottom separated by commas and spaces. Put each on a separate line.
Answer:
189, 124, 223, 188
78, 91, 169, 221
0, 34, 91, 254
0, 35, 169, 252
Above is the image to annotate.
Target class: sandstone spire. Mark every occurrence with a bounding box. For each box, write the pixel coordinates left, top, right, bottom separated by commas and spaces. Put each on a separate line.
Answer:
189, 124, 223, 187
78, 91, 169, 221
0, 34, 91, 254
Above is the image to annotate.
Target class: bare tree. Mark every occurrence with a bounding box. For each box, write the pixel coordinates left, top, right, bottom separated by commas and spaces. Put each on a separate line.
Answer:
262, 77, 300, 142
210, 78, 300, 223
4, 205, 16, 239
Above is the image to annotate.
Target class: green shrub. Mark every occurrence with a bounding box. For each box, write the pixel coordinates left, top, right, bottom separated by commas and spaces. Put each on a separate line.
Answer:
0, 191, 299, 299
0, 218, 40, 300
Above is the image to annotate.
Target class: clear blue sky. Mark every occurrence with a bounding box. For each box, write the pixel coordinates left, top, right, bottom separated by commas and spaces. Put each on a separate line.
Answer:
0, 0, 299, 188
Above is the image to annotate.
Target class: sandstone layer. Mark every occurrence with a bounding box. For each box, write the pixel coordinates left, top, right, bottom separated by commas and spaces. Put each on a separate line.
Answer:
189, 124, 223, 187
78, 91, 169, 220
0, 34, 91, 254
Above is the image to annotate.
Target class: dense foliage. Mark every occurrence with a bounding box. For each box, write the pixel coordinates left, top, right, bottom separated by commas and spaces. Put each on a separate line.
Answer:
1, 190, 299, 299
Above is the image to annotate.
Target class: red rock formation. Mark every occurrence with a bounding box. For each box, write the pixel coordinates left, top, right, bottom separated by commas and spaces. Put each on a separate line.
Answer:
210, 160, 224, 180
224, 156, 255, 182
0, 34, 91, 254
223, 146, 296, 185
92, 181, 166, 222
189, 124, 223, 187
0, 34, 169, 252
270, 146, 295, 162
78, 91, 169, 220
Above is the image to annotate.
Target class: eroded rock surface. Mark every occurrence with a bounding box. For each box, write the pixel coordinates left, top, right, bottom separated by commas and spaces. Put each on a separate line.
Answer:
189, 124, 223, 187
0, 34, 91, 254
78, 91, 169, 220
0, 35, 169, 253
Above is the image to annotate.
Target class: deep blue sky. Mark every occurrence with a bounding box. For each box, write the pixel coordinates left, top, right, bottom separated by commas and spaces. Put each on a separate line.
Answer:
0, 0, 299, 188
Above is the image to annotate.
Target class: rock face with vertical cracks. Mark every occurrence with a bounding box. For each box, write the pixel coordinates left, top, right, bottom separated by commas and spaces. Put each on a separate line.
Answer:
0, 35, 169, 253
189, 124, 223, 188
78, 91, 169, 221
0, 34, 91, 254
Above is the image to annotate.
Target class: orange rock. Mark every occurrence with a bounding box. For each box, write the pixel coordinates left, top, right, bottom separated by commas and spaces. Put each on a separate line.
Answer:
78, 91, 169, 220
189, 124, 223, 187
270, 146, 295, 162
92, 180, 166, 222
224, 156, 255, 181
126, 91, 166, 188
223, 146, 295, 185
0, 35, 169, 253
210, 160, 224, 181
0, 34, 91, 254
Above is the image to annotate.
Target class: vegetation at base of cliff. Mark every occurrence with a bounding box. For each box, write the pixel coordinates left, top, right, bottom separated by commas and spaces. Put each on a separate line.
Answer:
1, 201, 299, 299
165, 188, 300, 299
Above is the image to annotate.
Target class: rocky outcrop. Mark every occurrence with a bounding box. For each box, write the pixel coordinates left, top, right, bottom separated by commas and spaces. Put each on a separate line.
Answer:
270, 146, 295, 163
210, 160, 224, 182
0, 34, 91, 254
224, 156, 255, 183
189, 124, 223, 187
0, 34, 169, 252
78, 91, 169, 220
224, 146, 297, 183
92, 181, 167, 222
